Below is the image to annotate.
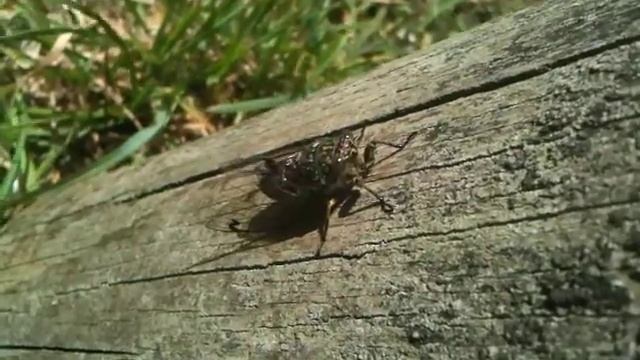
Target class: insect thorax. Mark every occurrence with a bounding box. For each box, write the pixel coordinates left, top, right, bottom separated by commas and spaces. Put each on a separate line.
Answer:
268, 132, 366, 197
305, 133, 364, 192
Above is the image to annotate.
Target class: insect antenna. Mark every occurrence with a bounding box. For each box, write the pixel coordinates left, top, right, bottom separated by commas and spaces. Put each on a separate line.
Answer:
366, 131, 418, 171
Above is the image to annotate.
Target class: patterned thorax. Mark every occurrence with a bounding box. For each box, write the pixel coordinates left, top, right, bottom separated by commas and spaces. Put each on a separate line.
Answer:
259, 132, 365, 200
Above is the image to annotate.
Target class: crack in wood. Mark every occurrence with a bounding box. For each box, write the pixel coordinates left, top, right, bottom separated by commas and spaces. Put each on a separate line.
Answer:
358, 198, 640, 250
54, 285, 103, 296
0, 344, 140, 356
241, 311, 639, 335
132, 308, 237, 318
106, 249, 377, 287
0, 242, 100, 272
370, 145, 518, 182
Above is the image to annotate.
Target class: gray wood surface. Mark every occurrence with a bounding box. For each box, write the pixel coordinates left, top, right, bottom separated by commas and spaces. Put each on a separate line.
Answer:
1, 0, 640, 358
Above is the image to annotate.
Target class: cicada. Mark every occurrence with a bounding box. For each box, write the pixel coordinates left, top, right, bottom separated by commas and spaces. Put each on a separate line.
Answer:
196, 128, 416, 267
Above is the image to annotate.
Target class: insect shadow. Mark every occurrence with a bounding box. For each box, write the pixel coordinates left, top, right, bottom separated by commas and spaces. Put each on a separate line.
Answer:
186, 189, 378, 270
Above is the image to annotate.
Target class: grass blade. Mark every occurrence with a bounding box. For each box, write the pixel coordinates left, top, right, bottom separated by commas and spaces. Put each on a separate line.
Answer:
0, 28, 89, 43
80, 108, 172, 179
68, 4, 128, 51
0, 131, 26, 199
206, 95, 291, 115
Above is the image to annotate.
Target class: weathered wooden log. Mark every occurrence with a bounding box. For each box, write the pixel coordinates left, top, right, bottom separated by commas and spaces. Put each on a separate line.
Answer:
2, 0, 640, 358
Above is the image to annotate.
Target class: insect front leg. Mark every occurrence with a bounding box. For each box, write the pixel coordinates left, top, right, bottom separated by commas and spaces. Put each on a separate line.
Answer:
355, 127, 366, 146
364, 142, 376, 170
360, 184, 394, 213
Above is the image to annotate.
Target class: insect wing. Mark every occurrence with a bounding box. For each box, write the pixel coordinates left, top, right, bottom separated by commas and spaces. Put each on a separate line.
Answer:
256, 154, 303, 201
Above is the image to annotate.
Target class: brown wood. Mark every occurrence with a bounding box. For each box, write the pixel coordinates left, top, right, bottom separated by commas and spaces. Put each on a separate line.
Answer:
2, 0, 640, 358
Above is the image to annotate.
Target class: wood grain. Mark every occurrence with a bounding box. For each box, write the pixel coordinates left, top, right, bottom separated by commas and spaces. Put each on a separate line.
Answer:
1, 0, 639, 358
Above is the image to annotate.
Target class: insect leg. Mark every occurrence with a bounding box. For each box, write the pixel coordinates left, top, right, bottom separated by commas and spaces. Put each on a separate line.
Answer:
316, 198, 336, 256
336, 189, 380, 217
355, 127, 366, 146
359, 184, 394, 213
337, 190, 361, 218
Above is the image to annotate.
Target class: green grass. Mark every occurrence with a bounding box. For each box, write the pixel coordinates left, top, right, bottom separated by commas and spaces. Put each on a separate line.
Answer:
0, 0, 539, 219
